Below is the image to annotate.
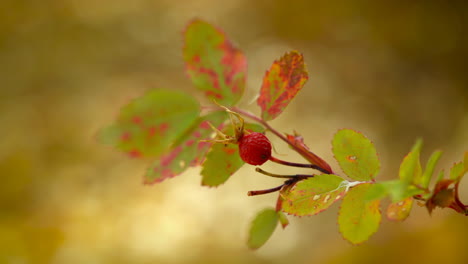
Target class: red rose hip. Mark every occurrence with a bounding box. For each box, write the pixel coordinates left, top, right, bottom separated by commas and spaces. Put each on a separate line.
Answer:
238, 132, 272, 165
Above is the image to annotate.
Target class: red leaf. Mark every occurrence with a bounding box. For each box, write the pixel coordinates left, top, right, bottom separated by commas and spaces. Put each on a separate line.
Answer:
257, 51, 308, 121
285, 133, 333, 174
98, 90, 200, 158
425, 179, 467, 215
184, 19, 247, 106
144, 112, 227, 184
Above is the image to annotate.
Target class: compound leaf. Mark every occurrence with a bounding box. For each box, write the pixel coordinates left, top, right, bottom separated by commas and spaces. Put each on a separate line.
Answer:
247, 208, 278, 250
184, 19, 246, 106
332, 129, 380, 181
281, 174, 346, 216
99, 89, 200, 158
257, 51, 308, 121
144, 111, 227, 184
338, 183, 381, 245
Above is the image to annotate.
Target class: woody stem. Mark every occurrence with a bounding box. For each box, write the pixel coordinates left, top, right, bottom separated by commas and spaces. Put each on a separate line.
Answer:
247, 184, 284, 196
231, 107, 332, 174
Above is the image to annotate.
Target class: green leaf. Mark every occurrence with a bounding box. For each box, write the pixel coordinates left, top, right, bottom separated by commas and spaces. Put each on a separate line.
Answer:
183, 19, 246, 106
199, 121, 263, 187
386, 197, 413, 221
450, 162, 465, 181
257, 51, 308, 121
247, 208, 278, 250
419, 150, 442, 188
99, 89, 200, 157
378, 180, 424, 203
364, 183, 388, 202
332, 129, 380, 181
338, 183, 381, 245
436, 169, 445, 182
277, 211, 289, 229
244, 123, 265, 133
200, 143, 244, 187
399, 139, 423, 183
281, 174, 346, 216
144, 111, 227, 184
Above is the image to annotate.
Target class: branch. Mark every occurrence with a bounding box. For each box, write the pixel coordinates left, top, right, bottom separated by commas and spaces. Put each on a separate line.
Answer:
231, 107, 331, 174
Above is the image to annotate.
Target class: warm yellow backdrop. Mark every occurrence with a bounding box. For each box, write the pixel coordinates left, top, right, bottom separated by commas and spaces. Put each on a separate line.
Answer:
1, 0, 467, 263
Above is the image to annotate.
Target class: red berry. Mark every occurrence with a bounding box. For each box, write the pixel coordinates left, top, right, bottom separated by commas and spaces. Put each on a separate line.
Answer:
238, 132, 272, 165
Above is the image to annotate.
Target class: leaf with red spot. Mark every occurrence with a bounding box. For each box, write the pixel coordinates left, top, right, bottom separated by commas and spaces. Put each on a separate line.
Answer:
285, 133, 333, 174
200, 122, 263, 187
280, 174, 346, 216
201, 143, 244, 187
338, 183, 382, 245
184, 19, 246, 106
332, 129, 380, 181
144, 111, 227, 184
386, 197, 414, 221
99, 89, 200, 158
257, 51, 308, 121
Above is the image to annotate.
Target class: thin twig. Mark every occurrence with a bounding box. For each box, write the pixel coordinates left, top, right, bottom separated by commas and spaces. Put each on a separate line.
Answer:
269, 156, 330, 174
248, 184, 284, 196
255, 167, 315, 179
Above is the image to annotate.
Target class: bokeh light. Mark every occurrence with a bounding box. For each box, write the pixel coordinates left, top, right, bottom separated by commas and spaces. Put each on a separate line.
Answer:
1, 0, 467, 263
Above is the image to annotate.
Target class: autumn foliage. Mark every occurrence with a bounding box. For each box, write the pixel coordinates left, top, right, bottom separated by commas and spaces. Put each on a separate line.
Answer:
100, 19, 468, 249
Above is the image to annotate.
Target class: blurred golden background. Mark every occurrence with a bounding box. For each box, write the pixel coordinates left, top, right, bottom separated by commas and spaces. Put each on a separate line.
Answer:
1, 0, 467, 263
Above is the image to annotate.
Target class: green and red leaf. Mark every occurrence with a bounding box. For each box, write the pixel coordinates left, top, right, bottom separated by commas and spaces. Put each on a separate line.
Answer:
247, 208, 279, 250
285, 133, 333, 174
338, 183, 382, 245
386, 197, 414, 221
281, 174, 346, 216
425, 179, 467, 215
184, 19, 246, 106
200, 122, 264, 187
200, 143, 244, 187
332, 129, 380, 181
257, 51, 308, 121
144, 111, 227, 184
99, 89, 200, 158
426, 155, 468, 216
